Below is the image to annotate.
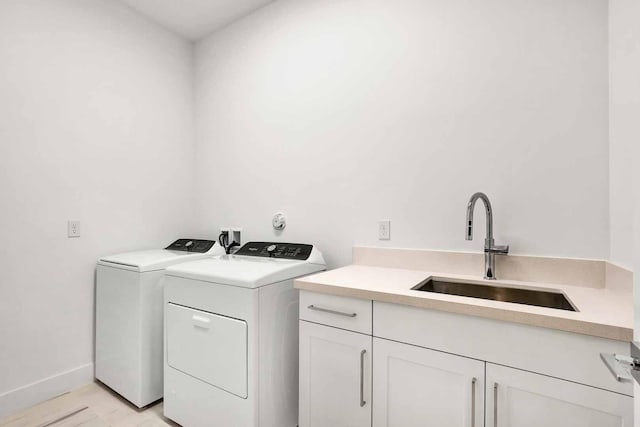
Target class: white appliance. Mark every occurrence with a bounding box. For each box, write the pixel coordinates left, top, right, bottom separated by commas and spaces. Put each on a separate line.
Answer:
96, 238, 224, 407
163, 241, 326, 427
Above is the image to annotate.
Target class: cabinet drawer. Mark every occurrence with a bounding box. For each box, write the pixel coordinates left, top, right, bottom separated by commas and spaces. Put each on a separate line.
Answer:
300, 291, 372, 334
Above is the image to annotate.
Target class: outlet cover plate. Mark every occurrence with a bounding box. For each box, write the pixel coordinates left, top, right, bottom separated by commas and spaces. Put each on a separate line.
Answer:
378, 220, 390, 240
68, 220, 81, 238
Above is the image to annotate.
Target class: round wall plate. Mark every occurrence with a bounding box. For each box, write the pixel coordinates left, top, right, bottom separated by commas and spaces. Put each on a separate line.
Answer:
272, 212, 286, 230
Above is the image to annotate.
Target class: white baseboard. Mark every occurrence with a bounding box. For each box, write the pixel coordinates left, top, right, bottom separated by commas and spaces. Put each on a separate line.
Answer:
0, 363, 94, 420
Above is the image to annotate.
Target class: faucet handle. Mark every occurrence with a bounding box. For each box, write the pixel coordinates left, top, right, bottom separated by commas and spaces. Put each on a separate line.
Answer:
486, 245, 509, 255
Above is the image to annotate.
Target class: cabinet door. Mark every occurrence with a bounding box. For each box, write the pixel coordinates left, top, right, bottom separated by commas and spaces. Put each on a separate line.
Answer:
373, 338, 484, 427
486, 364, 632, 427
299, 320, 372, 427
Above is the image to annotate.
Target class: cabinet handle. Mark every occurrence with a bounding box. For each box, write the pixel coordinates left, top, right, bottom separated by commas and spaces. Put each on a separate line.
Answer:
360, 349, 367, 407
471, 377, 477, 427
308, 305, 357, 318
493, 382, 499, 427
600, 353, 634, 383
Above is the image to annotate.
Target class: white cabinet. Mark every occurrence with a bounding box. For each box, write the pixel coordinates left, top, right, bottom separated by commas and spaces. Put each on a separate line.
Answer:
486, 364, 633, 427
373, 338, 484, 427
299, 320, 372, 427
298, 292, 632, 427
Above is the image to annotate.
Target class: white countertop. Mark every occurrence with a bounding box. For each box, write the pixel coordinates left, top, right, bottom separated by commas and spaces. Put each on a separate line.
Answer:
294, 265, 633, 341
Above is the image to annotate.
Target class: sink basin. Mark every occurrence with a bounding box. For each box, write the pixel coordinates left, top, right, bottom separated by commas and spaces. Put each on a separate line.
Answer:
412, 277, 578, 312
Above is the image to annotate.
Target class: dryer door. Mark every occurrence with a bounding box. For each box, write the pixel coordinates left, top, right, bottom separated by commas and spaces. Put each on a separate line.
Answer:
166, 303, 248, 398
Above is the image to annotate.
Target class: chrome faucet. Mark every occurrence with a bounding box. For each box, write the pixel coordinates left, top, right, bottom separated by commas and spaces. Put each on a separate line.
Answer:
465, 192, 509, 280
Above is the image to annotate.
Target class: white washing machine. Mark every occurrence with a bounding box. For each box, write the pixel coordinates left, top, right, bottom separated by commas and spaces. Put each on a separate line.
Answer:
163, 241, 326, 427
96, 238, 224, 407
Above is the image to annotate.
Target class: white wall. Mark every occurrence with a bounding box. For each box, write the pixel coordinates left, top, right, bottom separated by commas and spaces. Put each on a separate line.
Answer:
193, 0, 610, 267
608, 0, 640, 419
609, 10, 638, 416
609, 0, 637, 270
0, 0, 625, 418
0, 0, 195, 416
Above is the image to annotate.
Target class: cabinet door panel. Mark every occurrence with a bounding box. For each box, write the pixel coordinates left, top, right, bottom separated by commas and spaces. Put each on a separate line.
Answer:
373, 338, 484, 427
299, 320, 372, 427
486, 364, 632, 427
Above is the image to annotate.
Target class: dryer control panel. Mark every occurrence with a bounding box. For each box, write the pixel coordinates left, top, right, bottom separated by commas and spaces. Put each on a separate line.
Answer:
166, 239, 216, 253
234, 242, 313, 260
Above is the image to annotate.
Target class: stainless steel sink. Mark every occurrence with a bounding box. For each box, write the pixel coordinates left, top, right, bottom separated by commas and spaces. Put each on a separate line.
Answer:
412, 277, 578, 312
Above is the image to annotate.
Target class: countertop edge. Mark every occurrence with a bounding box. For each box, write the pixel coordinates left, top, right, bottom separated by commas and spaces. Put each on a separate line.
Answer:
294, 279, 633, 342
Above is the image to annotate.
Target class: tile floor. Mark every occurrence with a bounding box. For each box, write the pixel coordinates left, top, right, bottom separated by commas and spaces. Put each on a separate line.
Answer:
0, 383, 177, 427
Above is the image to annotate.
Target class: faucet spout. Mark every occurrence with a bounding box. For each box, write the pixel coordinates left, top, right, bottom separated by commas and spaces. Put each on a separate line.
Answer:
466, 192, 493, 242
465, 192, 508, 280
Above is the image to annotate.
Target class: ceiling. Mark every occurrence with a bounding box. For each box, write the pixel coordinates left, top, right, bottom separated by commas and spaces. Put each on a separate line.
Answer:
117, 0, 275, 41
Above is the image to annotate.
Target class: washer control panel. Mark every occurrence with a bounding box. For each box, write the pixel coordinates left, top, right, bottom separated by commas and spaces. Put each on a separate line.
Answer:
234, 242, 313, 260
165, 239, 216, 253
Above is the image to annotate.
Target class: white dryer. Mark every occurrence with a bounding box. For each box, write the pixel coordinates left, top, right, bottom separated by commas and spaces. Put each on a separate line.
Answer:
96, 239, 224, 407
163, 241, 326, 427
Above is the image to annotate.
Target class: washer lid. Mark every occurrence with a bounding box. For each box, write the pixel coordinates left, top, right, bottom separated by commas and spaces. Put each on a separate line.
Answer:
165, 253, 326, 288
98, 246, 223, 273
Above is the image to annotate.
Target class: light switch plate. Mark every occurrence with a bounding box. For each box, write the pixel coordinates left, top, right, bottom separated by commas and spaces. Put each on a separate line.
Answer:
378, 220, 391, 240
68, 220, 81, 238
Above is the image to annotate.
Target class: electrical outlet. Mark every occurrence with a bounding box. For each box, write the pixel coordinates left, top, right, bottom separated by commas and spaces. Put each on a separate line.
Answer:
220, 227, 242, 246
68, 220, 81, 238
378, 220, 391, 240
231, 228, 242, 246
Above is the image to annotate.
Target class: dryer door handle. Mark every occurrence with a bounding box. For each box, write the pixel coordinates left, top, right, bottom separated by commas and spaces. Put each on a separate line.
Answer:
192, 315, 211, 329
